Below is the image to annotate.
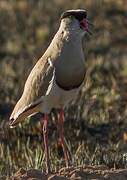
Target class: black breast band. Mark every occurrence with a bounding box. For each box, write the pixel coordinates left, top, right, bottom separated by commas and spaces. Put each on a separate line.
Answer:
56, 79, 83, 91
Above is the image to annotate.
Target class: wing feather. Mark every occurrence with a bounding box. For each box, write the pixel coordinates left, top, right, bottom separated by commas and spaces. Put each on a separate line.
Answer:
10, 55, 54, 125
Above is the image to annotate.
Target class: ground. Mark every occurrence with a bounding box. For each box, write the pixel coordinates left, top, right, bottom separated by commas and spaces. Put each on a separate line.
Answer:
7, 166, 127, 180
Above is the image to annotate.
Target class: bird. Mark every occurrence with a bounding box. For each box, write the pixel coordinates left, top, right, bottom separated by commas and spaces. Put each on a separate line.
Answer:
9, 9, 90, 174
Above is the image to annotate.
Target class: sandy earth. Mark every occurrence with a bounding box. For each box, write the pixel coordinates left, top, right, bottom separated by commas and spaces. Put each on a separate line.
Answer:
8, 165, 127, 180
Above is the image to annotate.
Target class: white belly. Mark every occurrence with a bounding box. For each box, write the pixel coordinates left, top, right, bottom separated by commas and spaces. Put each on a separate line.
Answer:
39, 71, 83, 114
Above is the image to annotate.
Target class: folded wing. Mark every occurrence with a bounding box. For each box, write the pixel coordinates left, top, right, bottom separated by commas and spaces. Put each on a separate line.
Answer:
9, 56, 54, 127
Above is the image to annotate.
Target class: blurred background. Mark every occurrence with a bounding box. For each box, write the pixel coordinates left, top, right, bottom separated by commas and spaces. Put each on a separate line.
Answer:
0, 0, 127, 177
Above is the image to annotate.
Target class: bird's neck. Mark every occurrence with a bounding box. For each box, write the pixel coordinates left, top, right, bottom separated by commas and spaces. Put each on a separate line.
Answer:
58, 23, 83, 44
44, 24, 84, 62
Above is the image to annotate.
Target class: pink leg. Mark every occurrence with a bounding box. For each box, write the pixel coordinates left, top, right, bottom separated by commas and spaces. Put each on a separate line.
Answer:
40, 114, 50, 173
58, 109, 70, 167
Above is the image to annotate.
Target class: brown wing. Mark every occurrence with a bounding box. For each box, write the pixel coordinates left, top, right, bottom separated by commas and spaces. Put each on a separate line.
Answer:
22, 57, 53, 106
10, 55, 54, 125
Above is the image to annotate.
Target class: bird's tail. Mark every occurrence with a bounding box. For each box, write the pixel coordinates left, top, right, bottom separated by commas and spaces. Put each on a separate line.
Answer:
9, 98, 42, 128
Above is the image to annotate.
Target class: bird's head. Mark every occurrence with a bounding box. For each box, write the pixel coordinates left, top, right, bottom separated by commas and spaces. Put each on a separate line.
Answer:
60, 9, 90, 36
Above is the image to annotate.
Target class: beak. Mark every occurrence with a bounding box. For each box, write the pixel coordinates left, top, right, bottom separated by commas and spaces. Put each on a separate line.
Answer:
80, 18, 89, 31
80, 18, 93, 35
